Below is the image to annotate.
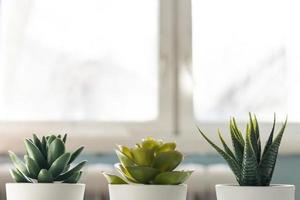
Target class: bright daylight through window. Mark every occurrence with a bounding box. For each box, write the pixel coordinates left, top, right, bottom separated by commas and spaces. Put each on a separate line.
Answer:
192, 0, 300, 122
0, 0, 159, 121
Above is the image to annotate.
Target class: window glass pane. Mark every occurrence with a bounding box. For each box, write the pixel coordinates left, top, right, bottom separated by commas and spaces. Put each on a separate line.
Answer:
0, 0, 159, 121
192, 0, 300, 121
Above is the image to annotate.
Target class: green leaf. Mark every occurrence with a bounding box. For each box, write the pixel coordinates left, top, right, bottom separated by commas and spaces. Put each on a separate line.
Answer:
41, 136, 48, 157
63, 171, 82, 183
197, 127, 241, 183
24, 155, 40, 179
230, 119, 245, 166
49, 153, 71, 178
8, 151, 30, 177
9, 169, 32, 183
118, 145, 133, 160
154, 171, 193, 185
231, 118, 245, 145
156, 143, 176, 153
259, 118, 287, 186
56, 160, 87, 181
48, 138, 65, 165
24, 139, 47, 168
218, 130, 236, 160
47, 135, 57, 147
69, 146, 84, 164
63, 134, 68, 143
262, 114, 276, 157
32, 134, 42, 151
141, 137, 161, 150
131, 148, 154, 166
102, 172, 127, 184
116, 150, 135, 167
126, 166, 160, 184
115, 163, 137, 183
153, 151, 183, 172
38, 169, 53, 183
254, 115, 261, 163
248, 113, 260, 164
241, 129, 259, 186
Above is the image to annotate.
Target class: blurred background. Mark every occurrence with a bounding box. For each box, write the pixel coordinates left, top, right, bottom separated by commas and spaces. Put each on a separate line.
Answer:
1, 0, 300, 199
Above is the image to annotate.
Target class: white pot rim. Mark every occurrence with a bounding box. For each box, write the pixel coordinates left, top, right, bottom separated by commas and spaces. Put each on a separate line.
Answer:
109, 184, 187, 188
6, 183, 85, 186
216, 184, 295, 188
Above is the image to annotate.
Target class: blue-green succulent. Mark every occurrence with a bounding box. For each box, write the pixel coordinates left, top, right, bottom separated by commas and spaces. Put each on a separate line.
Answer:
9, 134, 87, 183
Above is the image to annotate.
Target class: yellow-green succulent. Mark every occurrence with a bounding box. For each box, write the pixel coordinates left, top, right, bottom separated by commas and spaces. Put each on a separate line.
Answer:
103, 137, 192, 185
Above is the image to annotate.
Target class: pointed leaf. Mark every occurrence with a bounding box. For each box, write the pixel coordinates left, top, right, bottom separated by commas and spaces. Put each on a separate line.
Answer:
231, 118, 245, 145
197, 127, 241, 183
118, 145, 133, 159
241, 129, 259, 186
254, 115, 261, 163
9, 169, 32, 183
262, 114, 276, 156
32, 134, 42, 151
249, 113, 259, 163
8, 151, 30, 177
218, 130, 236, 160
48, 138, 65, 165
230, 120, 245, 166
116, 150, 135, 167
102, 172, 127, 184
69, 146, 84, 164
56, 160, 87, 181
24, 139, 47, 168
24, 155, 40, 179
62, 134, 67, 143
115, 163, 137, 183
38, 169, 53, 183
63, 171, 82, 183
259, 118, 287, 186
47, 135, 56, 147
49, 153, 71, 178
41, 136, 48, 156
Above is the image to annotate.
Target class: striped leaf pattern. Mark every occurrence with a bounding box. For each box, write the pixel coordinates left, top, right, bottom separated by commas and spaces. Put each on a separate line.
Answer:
197, 113, 287, 186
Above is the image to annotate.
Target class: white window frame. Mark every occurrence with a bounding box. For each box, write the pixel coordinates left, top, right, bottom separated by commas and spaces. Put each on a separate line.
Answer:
0, 0, 178, 152
0, 0, 299, 154
175, 0, 300, 154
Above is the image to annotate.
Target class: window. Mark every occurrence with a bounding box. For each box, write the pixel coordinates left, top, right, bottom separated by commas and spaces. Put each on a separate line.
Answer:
192, 0, 300, 122
1, 0, 159, 121
0, 0, 299, 147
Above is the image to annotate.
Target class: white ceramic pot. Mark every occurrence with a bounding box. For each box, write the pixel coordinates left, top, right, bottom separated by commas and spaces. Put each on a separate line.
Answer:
216, 184, 295, 200
109, 184, 187, 200
6, 183, 85, 200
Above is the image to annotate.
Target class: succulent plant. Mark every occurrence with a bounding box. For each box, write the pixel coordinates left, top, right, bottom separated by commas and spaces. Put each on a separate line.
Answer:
103, 137, 192, 185
9, 134, 87, 183
197, 114, 287, 186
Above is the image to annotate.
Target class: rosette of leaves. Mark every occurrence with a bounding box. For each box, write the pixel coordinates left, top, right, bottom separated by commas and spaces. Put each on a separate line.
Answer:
197, 114, 287, 186
9, 134, 87, 183
103, 137, 192, 185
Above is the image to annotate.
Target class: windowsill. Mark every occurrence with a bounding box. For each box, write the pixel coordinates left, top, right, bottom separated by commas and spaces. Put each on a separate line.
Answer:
1, 132, 299, 155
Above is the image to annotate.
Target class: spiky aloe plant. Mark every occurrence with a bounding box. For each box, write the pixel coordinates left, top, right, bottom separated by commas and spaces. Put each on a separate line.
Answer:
197, 114, 287, 186
9, 134, 87, 183
103, 137, 192, 185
